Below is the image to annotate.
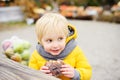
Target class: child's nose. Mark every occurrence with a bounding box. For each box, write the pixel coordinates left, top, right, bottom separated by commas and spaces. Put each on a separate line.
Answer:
52, 42, 59, 48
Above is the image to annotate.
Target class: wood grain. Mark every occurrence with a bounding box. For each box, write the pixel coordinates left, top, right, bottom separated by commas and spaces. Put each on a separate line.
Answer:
0, 53, 60, 80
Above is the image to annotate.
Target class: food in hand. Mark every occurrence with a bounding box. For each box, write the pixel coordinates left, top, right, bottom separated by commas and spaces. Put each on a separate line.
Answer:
45, 59, 64, 77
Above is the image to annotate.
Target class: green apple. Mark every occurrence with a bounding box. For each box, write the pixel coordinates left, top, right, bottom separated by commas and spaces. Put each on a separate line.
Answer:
13, 41, 24, 53
11, 53, 22, 62
21, 50, 30, 60
23, 40, 31, 49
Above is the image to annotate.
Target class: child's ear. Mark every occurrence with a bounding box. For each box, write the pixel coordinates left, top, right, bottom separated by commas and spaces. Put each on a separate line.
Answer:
37, 40, 40, 44
38, 42, 40, 44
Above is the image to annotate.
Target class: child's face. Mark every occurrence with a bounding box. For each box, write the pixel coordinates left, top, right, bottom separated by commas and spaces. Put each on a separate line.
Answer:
41, 32, 66, 56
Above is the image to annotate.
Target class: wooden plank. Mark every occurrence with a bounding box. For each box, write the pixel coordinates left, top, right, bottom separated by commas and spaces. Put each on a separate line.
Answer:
0, 53, 60, 80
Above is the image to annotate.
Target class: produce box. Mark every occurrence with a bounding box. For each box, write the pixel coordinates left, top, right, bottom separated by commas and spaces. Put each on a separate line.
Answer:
1, 36, 31, 66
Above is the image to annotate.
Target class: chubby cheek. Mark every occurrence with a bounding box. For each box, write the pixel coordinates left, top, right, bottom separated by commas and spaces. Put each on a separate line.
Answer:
42, 44, 51, 52
43, 42, 66, 54
61, 42, 66, 50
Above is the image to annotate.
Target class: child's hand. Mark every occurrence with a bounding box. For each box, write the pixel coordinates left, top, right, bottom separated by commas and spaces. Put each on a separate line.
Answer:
60, 64, 75, 78
40, 66, 52, 76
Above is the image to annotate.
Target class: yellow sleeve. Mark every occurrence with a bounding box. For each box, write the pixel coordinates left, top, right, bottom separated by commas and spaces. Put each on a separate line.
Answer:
28, 50, 40, 70
75, 46, 92, 80
28, 50, 47, 70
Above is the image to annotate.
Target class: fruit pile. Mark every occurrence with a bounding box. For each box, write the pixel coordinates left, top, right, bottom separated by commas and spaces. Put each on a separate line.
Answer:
1, 36, 31, 66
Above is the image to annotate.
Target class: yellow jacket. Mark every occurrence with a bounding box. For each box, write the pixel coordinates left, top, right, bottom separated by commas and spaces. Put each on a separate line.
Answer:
29, 24, 92, 80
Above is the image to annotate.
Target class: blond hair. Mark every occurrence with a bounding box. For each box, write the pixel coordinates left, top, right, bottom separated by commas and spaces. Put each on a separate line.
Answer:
35, 12, 69, 43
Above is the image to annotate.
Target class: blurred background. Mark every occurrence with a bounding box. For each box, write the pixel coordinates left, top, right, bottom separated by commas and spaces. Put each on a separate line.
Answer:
0, 0, 120, 23
0, 0, 120, 80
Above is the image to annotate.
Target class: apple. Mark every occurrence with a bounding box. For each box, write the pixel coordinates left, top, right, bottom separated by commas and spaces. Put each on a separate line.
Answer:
21, 50, 30, 60
11, 53, 22, 62
23, 40, 31, 49
4, 47, 14, 58
2, 40, 13, 51
13, 41, 24, 53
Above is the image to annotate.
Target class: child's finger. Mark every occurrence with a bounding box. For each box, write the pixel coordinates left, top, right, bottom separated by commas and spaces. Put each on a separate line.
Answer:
61, 64, 71, 68
60, 67, 68, 72
40, 66, 51, 74
40, 66, 49, 70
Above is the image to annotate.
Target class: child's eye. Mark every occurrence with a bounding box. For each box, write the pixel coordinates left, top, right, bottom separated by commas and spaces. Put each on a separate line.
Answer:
58, 37, 63, 41
46, 39, 52, 43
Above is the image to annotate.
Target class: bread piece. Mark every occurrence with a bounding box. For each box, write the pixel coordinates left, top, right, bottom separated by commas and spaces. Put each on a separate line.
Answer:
45, 59, 64, 77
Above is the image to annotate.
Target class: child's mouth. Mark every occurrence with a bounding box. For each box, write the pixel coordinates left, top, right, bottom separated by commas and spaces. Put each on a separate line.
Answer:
52, 50, 59, 52
51, 49, 60, 53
